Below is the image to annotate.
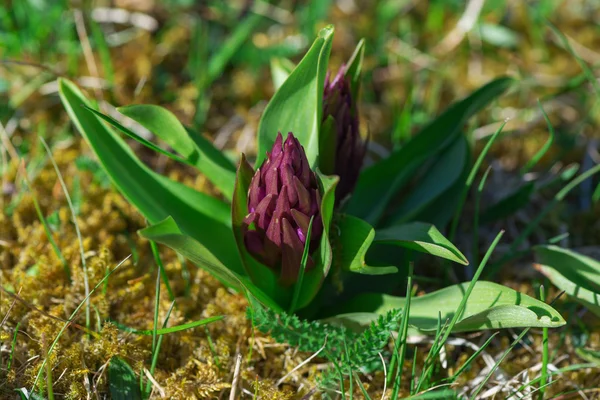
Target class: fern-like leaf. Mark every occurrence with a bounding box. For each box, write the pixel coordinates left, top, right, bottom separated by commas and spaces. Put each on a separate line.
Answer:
248, 302, 402, 391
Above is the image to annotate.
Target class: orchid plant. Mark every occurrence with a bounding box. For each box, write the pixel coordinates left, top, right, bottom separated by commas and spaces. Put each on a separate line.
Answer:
59, 26, 564, 333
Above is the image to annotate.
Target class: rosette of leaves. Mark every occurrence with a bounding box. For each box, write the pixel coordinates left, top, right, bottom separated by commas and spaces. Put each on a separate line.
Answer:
59, 25, 564, 332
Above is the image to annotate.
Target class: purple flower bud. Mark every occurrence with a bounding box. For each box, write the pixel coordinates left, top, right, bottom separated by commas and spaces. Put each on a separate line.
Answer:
243, 132, 322, 285
323, 65, 366, 201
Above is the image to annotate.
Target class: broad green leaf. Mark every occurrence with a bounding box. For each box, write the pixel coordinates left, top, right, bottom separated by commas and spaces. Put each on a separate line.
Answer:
414, 145, 471, 228
231, 155, 289, 308
109, 357, 142, 400
139, 217, 240, 288
58, 79, 242, 274
387, 135, 468, 225
256, 26, 334, 167
481, 182, 535, 224
575, 348, 600, 365
324, 281, 565, 332
117, 105, 197, 159
139, 216, 282, 312
534, 245, 600, 316
84, 106, 193, 167
318, 115, 337, 175
270, 57, 295, 91
375, 222, 468, 265
118, 104, 236, 199
295, 170, 339, 310
347, 77, 513, 226
334, 214, 398, 275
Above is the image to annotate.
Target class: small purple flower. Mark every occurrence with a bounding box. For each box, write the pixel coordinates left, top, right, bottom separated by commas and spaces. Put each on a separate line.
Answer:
243, 132, 322, 285
323, 65, 366, 201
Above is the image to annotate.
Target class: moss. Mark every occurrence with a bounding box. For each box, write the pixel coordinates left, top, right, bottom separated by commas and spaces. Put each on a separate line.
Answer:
0, 149, 318, 398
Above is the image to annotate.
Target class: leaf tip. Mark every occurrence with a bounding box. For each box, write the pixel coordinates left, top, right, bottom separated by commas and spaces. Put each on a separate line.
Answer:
319, 25, 335, 39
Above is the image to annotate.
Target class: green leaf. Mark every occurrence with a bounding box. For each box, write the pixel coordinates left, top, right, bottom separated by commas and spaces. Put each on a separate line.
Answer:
414, 145, 471, 228
387, 135, 468, 225
375, 222, 468, 265
334, 214, 398, 275
84, 106, 194, 167
16, 389, 45, 400
270, 57, 295, 91
347, 77, 513, 226
114, 315, 224, 335
289, 217, 314, 313
256, 25, 334, 168
344, 38, 365, 102
295, 170, 339, 310
575, 348, 600, 365
318, 115, 337, 175
207, 13, 262, 85
118, 105, 198, 160
324, 281, 565, 333
118, 104, 236, 200
231, 155, 289, 307
109, 357, 142, 400
481, 182, 535, 224
139, 216, 282, 312
548, 21, 600, 98
406, 388, 457, 400
520, 101, 555, 175
534, 245, 600, 316
58, 79, 242, 275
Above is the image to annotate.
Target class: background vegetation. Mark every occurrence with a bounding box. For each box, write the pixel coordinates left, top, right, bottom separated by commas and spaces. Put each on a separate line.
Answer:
1, 0, 599, 398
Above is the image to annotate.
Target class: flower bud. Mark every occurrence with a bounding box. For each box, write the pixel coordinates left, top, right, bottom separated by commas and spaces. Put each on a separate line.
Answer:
243, 132, 322, 285
323, 66, 366, 201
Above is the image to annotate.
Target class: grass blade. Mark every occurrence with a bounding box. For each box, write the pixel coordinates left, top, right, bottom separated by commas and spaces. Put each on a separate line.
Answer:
144, 301, 176, 397
447, 332, 498, 383
391, 261, 414, 398
539, 285, 549, 400
471, 328, 529, 399
449, 120, 506, 241
7, 322, 20, 372
418, 230, 504, 392
112, 316, 224, 336
19, 161, 69, 280
40, 138, 90, 334
547, 20, 600, 98
488, 163, 600, 277
150, 240, 174, 301
472, 166, 492, 272
521, 101, 555, 175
